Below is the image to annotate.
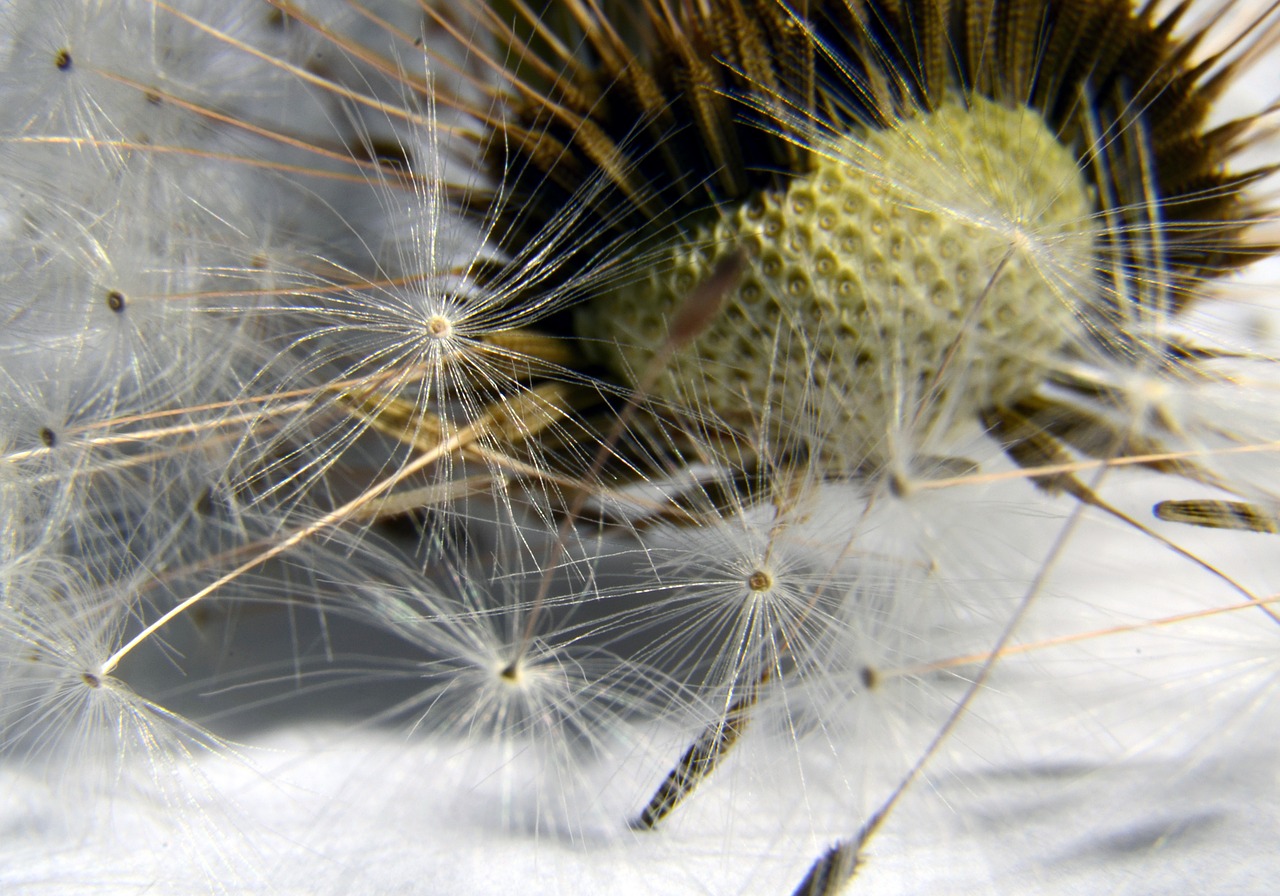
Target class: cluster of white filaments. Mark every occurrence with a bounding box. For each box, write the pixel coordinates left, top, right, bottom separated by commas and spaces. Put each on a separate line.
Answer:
1, 2, 1279, 895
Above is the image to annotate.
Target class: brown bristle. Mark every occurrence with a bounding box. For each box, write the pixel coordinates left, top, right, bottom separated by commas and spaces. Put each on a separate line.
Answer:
445, 0, 1266, 328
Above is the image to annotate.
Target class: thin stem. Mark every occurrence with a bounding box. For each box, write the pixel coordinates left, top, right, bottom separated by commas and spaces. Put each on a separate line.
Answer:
99, 418, 483, 676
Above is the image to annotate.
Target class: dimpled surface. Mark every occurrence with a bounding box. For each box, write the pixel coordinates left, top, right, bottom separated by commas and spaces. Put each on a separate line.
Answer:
576, 95, 1097, 463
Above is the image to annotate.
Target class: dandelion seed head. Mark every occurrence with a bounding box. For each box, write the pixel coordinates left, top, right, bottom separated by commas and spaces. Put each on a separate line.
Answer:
4, 0, 1280, 889
580, 95, 1096, 464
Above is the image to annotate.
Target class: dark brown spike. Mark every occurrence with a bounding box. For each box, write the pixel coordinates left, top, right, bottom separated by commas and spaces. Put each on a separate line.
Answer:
1139, 65, 1217, 148
1151, 121, 1242, 188
983, 405, 1092, 500
1030, 0, 1094, 112
660, 13, 748, 197
1006, 395, 1223, 488
632, 671, 765, 830
701, 0, 738, 62
917, 0, 950, 107
725, 1, 781, 112
418, 0, 565, 119
724, 1, 808, 171
571, 1, 698, 200
1154, 500, 1280, 534
759, 0, 816, 123
560, 113, 661, 217
1119, 0, 1201, 90
565, 0, 632, 82
501, 116, 579, 184
829, 3, 901, 126
964, 0, 997, 94
476, 1, 595, 112
1079, 0, 1141, 97
792, 839, 863, 896
1188, 0, 1280, 107
998, 0, 1041, 103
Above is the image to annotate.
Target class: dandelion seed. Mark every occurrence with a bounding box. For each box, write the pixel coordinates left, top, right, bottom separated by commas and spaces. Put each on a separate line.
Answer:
296, 514, 685, 837
0, 539, 264, 888
1154, 497, 1280, 533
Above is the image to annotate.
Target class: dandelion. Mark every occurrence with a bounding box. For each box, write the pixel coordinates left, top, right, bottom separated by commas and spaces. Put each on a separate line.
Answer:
2, 0, 1280, 894
408, 0, 1280, 887
439, 0, 1278, 489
